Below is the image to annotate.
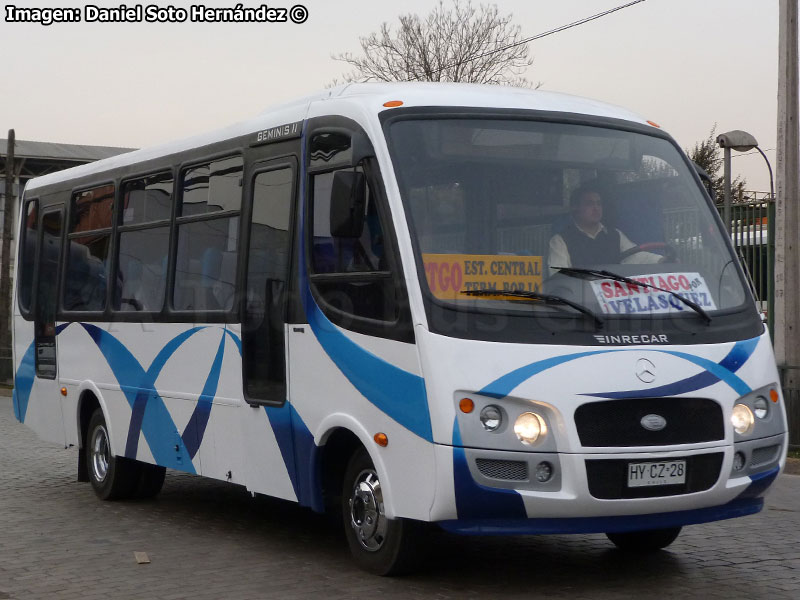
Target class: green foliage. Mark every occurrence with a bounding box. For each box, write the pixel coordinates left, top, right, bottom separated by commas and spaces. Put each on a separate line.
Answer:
686, 124, 747, 202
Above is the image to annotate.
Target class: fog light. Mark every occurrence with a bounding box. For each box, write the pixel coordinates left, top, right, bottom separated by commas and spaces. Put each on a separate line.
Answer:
535, 461, 553, 482
479, 405, 502, 431
731, 403, 754, 435
514, 412, 547, 445
733, 451, 746, 471
753, 396, 769, 419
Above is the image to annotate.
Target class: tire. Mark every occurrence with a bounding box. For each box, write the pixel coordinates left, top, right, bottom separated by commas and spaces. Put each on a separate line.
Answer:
341, 448, 422, 576
134, 463, 166, 499
85, 408, 140, 500
606, 527, 682, 552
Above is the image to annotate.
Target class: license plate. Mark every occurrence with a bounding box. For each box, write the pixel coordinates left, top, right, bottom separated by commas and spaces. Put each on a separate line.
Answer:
627, 460, 687, 487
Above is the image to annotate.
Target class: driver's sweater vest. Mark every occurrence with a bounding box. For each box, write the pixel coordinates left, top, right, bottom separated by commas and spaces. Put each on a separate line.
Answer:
560, 223, 621, 266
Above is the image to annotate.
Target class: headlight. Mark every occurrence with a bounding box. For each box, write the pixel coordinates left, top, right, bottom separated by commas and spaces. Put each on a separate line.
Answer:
731, 403, 755, 435
753, 396, 769, 419
479, 405, 502, 431
514, 412, 547, 445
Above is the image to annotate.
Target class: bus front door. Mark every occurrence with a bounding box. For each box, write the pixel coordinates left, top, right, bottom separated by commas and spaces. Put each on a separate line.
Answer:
30, 205, 66, 443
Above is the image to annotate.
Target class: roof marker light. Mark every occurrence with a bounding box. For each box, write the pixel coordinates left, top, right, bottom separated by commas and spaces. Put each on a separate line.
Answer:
647, 120, 661, 128
383, 100, 404, 108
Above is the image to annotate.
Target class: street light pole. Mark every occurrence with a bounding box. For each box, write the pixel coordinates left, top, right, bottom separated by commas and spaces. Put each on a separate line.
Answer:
723, 147, 732, 233
717, 129, 759, 234
0, 131, 15, 384
775, 0, 800, 387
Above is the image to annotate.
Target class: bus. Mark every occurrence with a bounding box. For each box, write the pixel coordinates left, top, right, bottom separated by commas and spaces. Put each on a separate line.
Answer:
12, 83, 787, 575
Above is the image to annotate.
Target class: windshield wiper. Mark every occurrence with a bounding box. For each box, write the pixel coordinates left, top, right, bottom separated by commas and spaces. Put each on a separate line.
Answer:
553, 266, 712, 325
462, 288, 604, 329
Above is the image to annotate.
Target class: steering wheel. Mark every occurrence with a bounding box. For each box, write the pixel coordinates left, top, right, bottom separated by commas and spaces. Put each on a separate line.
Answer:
619, 241, 677, 263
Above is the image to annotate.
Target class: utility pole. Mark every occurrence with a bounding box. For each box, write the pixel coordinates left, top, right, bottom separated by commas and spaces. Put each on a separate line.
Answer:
0, 130, 16, 383
775, 0, 800, 389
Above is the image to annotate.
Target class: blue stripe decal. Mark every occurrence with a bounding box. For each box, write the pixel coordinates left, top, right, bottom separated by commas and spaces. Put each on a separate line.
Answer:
12, 342, 36, 423
263, 403, 321, 510
125, 327, 206, 457
12, 323, 72, 423
438, 496, 764, 535
583, 337, 760, 399
480, 338, 759, 400
79, 324, 196, 473
223, 327, 242, 354
297, 125, 432, 443
480, 351, 601, 398
452, 420, 526, 520
737, 466, 781, 499
223, 327, 322, 510
305, 300, 432, 442
181, 331, 227, 459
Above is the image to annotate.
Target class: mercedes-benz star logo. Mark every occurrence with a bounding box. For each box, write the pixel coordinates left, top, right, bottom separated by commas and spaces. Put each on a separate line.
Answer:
635, 358, 656, 383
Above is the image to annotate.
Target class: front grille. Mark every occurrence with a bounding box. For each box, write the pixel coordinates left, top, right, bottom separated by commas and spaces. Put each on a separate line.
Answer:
585, 452, 723, 499
751, 444, 781, 468
475, 458, 528, 481
575, 397, 724, 447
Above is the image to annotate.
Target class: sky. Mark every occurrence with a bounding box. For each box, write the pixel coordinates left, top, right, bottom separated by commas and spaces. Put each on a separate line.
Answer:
0, 0, 782, 191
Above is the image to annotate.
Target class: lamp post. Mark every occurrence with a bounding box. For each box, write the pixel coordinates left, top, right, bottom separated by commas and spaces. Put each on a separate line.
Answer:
716, 130, 760, 233
716, 130, 775, 338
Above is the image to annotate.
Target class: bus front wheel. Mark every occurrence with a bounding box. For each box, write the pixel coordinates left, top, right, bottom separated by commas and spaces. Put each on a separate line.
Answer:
86, 408, 140, 500
341, 447, 421, 575
606, 527, 682, 552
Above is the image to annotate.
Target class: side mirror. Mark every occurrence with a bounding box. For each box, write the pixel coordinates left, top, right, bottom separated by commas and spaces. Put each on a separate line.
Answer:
330, 171, 366, 237
693, 162, 716, 202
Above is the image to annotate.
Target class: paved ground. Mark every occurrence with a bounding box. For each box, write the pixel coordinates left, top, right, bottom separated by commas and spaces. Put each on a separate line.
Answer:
0, 393, 799, 600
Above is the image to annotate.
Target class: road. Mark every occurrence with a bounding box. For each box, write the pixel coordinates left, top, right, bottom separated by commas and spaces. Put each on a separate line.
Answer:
0, 394, 798, 600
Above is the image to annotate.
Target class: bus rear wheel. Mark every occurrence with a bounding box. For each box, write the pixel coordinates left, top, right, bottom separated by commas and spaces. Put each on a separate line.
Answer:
86, 408, 140, 500
606, 527, 682, 552
341, 448, 421, 576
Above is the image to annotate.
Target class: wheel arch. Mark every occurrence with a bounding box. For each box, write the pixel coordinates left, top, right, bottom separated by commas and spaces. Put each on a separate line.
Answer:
315, 414, 398, 518
75, 382, 113, 452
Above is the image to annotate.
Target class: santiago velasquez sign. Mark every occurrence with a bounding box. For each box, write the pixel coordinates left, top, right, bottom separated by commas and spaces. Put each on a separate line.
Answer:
590, 272, 717, 315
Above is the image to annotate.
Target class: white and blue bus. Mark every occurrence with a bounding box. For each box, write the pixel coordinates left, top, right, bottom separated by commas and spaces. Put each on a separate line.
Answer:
12, 83, 787, 574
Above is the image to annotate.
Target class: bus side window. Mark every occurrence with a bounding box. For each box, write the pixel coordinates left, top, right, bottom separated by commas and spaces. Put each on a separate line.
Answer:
173, 157, 242, 313
64, 185, 114, 312
115, 173, 173, 312
17, 199, 38, 314
308, 166, 397, 323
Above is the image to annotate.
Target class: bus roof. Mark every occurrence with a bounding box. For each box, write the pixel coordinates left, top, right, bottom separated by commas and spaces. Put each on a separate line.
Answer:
25, 82, 651, 193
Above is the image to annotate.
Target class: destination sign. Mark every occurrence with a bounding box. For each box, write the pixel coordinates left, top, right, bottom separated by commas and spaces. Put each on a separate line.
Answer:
590, 272, 718, 315
422, 253, 543, 301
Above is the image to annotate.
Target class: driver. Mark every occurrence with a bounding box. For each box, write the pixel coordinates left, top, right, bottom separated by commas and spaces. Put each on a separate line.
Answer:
548, 185, 663, 275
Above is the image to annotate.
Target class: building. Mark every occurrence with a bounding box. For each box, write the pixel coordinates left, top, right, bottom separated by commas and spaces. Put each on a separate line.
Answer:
0, 137, 135, 382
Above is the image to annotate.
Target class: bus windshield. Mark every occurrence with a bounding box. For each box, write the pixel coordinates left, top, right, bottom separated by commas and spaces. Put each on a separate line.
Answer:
386, 117, 752, 328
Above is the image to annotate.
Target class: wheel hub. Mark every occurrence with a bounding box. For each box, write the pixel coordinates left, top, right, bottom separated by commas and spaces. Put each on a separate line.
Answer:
348, 469, 387, 552
90, 424, 110, 483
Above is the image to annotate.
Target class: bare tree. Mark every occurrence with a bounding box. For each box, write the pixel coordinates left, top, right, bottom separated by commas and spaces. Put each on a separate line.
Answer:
333, 0, 535, 87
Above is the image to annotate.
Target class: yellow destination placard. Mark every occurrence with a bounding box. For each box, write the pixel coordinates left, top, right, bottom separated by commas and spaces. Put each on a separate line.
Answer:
422, 254, 543, 301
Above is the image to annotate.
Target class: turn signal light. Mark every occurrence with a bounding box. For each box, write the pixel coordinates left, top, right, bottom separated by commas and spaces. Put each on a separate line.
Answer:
770, 388, 779, 403
459, 398, 475, 413
374, 432, 389, 447
383, 100, 404, 107
60, 387, 67, 396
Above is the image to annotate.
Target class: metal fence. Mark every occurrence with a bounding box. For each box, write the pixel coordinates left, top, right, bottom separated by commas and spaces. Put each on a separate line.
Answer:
717, 197, 799, 448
